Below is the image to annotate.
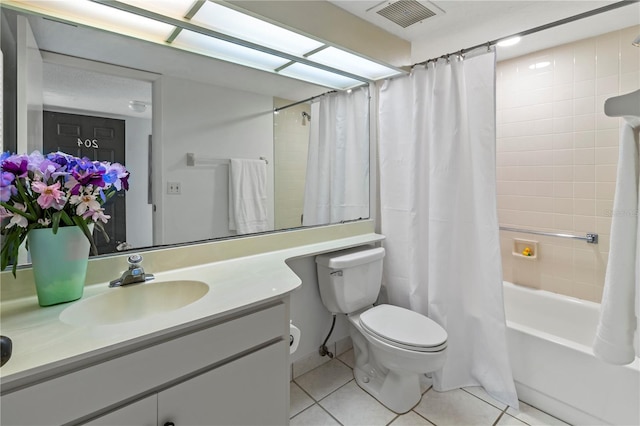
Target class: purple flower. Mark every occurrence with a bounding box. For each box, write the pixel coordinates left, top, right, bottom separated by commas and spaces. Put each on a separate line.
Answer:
103, 163, 129, 191
46, 152, 71, 168
0, 172, 16, 202
38, 159, 66, 180
75, 157, 94, 171
1, 155, 29, 178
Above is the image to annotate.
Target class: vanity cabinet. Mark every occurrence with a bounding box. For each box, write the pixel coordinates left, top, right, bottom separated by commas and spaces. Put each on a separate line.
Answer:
84, 396, 157, 426
0, 300, 290, 426
157, 342, 287, 426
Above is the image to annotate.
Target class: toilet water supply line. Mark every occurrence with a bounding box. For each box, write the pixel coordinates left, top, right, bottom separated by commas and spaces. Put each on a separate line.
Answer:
319, 314, 337, 358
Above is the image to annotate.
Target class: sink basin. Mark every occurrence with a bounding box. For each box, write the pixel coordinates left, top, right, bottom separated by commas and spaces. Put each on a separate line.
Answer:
60, 280, 209, 327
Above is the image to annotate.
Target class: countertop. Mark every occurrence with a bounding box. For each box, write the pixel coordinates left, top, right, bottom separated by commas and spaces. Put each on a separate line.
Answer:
0, 233, 384, 391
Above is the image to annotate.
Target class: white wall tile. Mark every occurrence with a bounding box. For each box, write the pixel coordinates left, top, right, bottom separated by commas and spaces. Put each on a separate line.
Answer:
574, 131, 595, 148
497, 27, 624, 303
596, 31, 620, 78
574, 79, 595, 98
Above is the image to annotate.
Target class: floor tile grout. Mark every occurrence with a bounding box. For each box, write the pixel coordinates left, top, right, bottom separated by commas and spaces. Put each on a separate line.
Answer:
460, 387, 508, 411
316, 378, 355, 404
291, 350, 562, 426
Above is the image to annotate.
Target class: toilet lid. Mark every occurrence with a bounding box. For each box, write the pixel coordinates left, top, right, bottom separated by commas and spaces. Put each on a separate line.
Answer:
359, 304, 447, 350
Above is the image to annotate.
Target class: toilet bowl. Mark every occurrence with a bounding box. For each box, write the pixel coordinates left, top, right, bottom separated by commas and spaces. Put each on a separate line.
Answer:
315, 246, 448, 413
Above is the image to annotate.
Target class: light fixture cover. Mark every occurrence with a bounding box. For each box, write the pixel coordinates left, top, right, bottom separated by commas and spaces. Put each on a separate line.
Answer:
278, 62, 364, 90
172, 29, 291, 71
307, 46, 400, 80
128, 100, 147, 112
12, 0, 404, 89
190, 1, 325, 57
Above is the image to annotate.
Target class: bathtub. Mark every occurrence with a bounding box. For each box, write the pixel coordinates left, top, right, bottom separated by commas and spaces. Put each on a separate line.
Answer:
503, 281, 640, 426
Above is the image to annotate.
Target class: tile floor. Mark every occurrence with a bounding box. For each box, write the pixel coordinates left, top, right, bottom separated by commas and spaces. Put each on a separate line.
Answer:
290, 349, 570, 426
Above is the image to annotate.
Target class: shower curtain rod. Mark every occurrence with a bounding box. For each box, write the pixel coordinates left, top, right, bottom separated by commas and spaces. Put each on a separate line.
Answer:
273, 90, 337, 113
412, 0, 636, 67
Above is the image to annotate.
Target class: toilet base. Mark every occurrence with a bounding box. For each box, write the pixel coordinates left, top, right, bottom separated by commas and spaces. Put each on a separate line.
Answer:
353, 361, 422, 414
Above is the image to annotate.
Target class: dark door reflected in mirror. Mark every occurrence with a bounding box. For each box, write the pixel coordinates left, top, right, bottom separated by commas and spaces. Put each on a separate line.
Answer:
43, 111, 127, 254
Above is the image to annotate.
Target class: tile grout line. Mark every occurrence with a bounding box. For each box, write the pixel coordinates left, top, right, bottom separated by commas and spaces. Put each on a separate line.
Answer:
460, 387, 509, 412
316, 378, 356, 404
317, 402, 346, 426
411, 407, 438, 426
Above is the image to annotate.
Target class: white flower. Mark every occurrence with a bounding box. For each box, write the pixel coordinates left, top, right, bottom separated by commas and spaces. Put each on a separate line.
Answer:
6, 203, 28, 229
84, 208, 111, 224
70, 192, 101, 216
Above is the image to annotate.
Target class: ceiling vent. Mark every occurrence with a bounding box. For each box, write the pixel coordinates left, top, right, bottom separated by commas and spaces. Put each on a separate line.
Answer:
374, 0, 440, 28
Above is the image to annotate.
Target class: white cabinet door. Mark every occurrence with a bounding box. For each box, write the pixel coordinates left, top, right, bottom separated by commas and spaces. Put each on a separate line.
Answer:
158, 340, 289, 426
84, 395, 157, 426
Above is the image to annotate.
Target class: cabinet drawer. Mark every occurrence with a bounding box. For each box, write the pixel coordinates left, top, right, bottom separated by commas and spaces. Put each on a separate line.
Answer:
83, 395, 157, 426
1, 301, 286, 426
158, 340, 289, 426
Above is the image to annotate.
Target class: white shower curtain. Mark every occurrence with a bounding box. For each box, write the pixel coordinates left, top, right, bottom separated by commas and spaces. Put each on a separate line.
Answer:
302, 87, 369, 226
378, 49, 518, 408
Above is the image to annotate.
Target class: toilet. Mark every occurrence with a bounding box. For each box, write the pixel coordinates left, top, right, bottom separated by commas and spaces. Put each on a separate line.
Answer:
316, 246, 447, 413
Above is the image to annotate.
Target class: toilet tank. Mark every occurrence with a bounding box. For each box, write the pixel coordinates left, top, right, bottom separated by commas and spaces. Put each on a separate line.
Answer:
315, 246, 385, 314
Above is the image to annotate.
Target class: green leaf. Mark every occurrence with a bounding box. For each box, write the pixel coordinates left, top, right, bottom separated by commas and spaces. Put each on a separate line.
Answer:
0, 201, 36, 221
52, 211, 62, 233
14, 178, 40, 218
59, 210, 74, 226
72, 216, 98, 256
94, 221, 110, 243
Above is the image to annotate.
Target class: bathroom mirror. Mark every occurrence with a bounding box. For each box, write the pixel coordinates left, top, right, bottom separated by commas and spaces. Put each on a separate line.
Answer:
1, 5, 371, 264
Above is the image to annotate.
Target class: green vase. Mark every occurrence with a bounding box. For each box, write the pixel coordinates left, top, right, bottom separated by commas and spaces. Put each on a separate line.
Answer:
28, 226, 90, 307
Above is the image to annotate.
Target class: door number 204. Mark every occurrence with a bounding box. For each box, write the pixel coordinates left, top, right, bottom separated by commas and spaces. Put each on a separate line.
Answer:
77, 138, 99, 148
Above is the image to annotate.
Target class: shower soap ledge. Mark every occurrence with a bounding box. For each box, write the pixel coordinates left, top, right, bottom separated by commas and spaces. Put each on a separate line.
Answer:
512, 238, 538, 260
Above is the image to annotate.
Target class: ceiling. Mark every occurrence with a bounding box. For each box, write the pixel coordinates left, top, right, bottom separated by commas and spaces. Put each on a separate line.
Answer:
329, 0, 640, 62
20, 0, 640, 119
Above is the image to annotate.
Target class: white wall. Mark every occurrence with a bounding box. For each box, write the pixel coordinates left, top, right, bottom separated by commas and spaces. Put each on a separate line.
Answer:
273, 97, 310, 230
124, 116, 153, 249
16, 15, 42, 154
154, 75, 274, 245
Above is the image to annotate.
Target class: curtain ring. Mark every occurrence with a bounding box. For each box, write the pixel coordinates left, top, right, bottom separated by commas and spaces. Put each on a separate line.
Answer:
459, 49, 465, 60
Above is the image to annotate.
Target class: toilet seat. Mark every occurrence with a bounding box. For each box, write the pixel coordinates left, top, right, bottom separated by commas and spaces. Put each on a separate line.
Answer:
359, 304, 447, 353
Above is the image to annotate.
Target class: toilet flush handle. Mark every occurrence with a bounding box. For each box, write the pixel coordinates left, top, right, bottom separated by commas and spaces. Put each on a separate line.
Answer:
330, 270, 343, 276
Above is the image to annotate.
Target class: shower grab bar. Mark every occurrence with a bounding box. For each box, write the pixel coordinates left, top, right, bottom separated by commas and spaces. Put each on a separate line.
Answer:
499, 226, 598, 244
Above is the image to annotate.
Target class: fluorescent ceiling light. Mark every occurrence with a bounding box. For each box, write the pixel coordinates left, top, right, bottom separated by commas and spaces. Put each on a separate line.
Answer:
497, 37, 521, 47
11, 0, 404, 89
528, 61, 550, 70
16, 0, 175, 41
190, 1, 325, 57
307, 46, 400, 80
116, 0, 194, 20
172, 29, 291, 72
278, 63, 364, 90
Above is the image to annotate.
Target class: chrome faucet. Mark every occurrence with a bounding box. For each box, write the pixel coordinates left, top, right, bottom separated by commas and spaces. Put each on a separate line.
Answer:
109, 254, 155, 287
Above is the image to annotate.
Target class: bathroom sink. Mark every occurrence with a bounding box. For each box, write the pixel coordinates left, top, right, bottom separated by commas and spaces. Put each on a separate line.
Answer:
59, 280, 209, 327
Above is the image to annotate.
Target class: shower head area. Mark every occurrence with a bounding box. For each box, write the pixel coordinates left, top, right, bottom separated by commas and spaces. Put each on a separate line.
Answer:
301, 111, 311, 126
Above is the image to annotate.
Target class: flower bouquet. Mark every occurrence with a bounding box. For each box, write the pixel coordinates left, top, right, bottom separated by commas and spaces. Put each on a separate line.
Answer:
0, 151, 129, 276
